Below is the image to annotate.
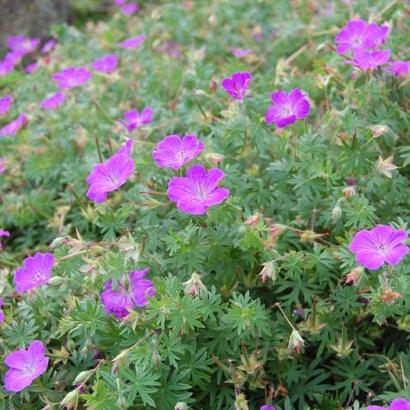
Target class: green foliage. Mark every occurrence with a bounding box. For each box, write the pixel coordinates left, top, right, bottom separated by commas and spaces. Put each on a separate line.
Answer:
1, 0, 410, 409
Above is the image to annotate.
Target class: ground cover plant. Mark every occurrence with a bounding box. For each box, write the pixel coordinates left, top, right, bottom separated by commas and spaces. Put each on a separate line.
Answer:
1, 0, 410, 409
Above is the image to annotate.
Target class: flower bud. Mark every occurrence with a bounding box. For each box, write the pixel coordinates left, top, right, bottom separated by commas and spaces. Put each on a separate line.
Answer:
234, 393, 249, 410
60, 389, 79, 409
332, 204, 342, 223
175, 403, 189, 410
288, 329, 304, 353
183, 272, 206, 296
376, 155, 398, 178
244, 213, 261, 226
342, 186, 356, 198
344, 267, 363, 285
380, 288, 402, 304
259, 261, 276, 283
49, 276, 65, 286
205, 152, 225, 166
369, 124, 389, 138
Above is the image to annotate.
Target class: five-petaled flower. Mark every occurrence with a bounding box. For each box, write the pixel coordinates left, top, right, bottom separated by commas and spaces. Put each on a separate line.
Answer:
7, 35, 40, 56
221, 71, 252, 100
0, 113, 28, 137
119, 107, 154, 131
349, 225, 409, 270
121, 3, 139, 15
92, 54, 119, 73
3, 340, 49, 392
40, 92, 66, 110
52, 67, 91, 89
167, 164, 230, 215
335, 19, 389, 55
265, 88, 310, 128
101, 268, 155, 318
345, 49, 391, 72
153, 134, 205, 170
86, 139, 135, 203
367, 398, 410, 410
14, 252, 55, 293
118, 34, 145, 49
0, 95, 13, 116
385, 61, 410, 78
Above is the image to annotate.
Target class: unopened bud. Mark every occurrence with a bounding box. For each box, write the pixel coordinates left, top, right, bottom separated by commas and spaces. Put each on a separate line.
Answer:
344, 267, 363, 285
49, 276, 65, 286
205, 152, 225, 166
332, 204, 342, 223
376, 155, 398, 178
234, 393, 249, 410
288, 329, 304, 353
175, 403, 189, 410
380, 288, 402, 304
60, 389, 79, 409
183, 272, 206, 296
343, 186, 356, 198
259, 261, 276, 283
244, 213, 261, 226
370, 124, 389, 138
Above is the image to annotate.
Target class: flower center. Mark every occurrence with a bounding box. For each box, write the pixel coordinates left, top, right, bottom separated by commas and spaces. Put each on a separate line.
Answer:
281, 103, 294, 118
195, 183, 208, 200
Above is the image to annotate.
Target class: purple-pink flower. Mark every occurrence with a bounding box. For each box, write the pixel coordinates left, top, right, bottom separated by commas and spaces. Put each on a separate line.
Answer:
265, 89, 310, 128
101, 268, 155, 318
92, 54, 119, 73
3, 340, 49, 392
0, 229, 10, 249
0, 59, 14, 77
0, 113, 28, 137
221, 71, 252, 100
118, 34, 145, 49
153, 134, 205, 170
349, 225, 409, 270
0, 298, 5, 323
368, 398, 410, 410
25, 62, 39, 74
120, 107, 154, 131
385, 61, 410, 77
7, 35, 40, 56
167, 164, 229, 215
52, 67, 91, 89
41, 39, 57, 54
335, 19, 389, 55
40, 92, 66, 110
345, 49, 391, 71
230, 47, 253, 58
86, 139, 135, 203
121, 3, 139, 15
14, 252, 55, 293
0, 95, 13, 116
260, 406, 275, 410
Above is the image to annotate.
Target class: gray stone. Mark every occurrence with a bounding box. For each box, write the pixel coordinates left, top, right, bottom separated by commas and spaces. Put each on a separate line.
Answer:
0, 0, 71, 49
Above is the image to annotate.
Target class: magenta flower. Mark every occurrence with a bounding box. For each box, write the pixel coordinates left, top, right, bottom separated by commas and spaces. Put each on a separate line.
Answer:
114, 0, 126, 5
120, 107, 153, 131
230, 47, 253, 58
86, 139, 135, 203
153, 135, 205, 170
14, 252, 55, 293
0, 95, 13, 116
368, 398, 410, 410
25, 62, 39, 74
40, 92, 66, 110
385, 61, 410, 77
0, 298, 4, 323
7, 35, 40, 56
0, 59, 14, 77
52, 67, 91, 89
121, 3, 139, 15
167, 164, 229, 215
349, 225, 409, 270
118, 34, 145, 49
335, 19, 389, 55
41, 39, 57, 54
265, 89, 310, 128
345, 49, 391, 71
0, 158, 6, 174
0, 113, 28, 137
221, 71, 252, 100
260, 406, 275, 410
101, 268, 155, 318
92, 54, 118, 73
4, 340, 49, 392
0, 229, 10, 249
